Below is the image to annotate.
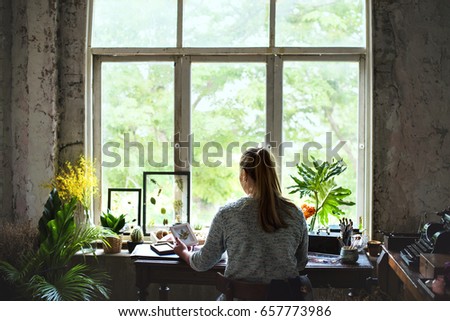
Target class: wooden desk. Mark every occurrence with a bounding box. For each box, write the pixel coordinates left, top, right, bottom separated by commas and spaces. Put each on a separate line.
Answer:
132, 245, 373, 300
377, 246, 448, 300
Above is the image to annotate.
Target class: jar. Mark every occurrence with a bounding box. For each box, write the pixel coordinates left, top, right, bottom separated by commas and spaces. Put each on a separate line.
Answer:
340, 246, 359, 264
431, 275, 446, 295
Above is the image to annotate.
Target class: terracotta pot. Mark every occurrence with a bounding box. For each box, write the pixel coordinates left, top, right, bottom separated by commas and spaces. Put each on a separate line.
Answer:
103, 235, 123, 254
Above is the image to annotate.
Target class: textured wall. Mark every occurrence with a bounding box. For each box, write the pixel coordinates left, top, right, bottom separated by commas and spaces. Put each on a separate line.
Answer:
0, 0, 86, 224
57, 0, 87, 165
372, 0, 450, 235
1, 1, 15, 221
8, 0, 59, 224
0, 0, 12, 219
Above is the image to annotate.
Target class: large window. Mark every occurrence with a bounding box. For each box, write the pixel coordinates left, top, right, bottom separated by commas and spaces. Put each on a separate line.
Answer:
90, 0, 370, 234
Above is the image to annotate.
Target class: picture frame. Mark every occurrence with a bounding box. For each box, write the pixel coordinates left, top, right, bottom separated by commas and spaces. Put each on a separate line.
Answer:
107, 188, 142, 229
150, 242, 175, 255
143, 171, 190, 235
170, 222, 198, 247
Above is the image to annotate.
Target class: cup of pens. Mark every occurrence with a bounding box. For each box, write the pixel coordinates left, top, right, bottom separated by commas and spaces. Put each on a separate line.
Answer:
340, 246, 359, 264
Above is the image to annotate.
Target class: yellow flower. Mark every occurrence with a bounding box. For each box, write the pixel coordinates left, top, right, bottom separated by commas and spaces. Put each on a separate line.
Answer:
53, 155, 98, 214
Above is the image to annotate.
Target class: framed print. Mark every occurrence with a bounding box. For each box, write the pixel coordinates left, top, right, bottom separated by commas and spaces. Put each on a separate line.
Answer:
170, 222, 198, 247
143, 171, 190, 235
150, 242, 175, 255
107, 188, 142, 228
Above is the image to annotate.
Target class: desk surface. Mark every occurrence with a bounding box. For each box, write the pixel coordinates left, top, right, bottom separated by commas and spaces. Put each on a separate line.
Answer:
132, 244, 373, 300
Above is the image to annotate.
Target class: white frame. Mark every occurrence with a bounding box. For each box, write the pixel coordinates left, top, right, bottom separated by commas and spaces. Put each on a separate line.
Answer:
170, 223, 198, 247
87, 0, 373, 237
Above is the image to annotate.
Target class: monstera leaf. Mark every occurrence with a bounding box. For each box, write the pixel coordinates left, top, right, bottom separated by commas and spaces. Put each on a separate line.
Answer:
288, 158, 355, 231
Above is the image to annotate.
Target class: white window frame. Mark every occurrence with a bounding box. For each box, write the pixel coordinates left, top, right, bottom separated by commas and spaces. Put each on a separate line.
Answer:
87, 0, 373, 236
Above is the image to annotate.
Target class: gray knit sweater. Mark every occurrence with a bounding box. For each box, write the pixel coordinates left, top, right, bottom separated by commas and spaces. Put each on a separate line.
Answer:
189, 196, 308, 283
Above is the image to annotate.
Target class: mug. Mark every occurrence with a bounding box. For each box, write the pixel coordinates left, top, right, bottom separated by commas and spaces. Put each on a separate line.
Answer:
367, 240, 382, 257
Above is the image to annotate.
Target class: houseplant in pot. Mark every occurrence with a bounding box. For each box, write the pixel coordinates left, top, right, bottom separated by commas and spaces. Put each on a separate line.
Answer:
127, 226, 144, 254
100, 210, 126, 254
0, 189, 110, 300
288, 157, 355, 232
288, 158, 355, 253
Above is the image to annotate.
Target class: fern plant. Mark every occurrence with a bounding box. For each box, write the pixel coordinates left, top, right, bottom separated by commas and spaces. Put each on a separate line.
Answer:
288, 158, 355, 232
0, 189, 111, 300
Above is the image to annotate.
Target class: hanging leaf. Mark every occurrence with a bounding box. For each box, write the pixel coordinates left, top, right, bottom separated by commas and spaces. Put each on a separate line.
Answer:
161, 208, 166, 215
150, 197, 156, 205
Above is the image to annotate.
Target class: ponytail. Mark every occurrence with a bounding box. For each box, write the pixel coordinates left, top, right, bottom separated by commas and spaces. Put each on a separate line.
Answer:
240, 147, 296, 232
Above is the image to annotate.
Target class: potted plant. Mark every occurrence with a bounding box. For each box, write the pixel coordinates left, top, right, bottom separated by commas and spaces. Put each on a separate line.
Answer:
100, 210, 126, 254
288, 157, 355, 232
0, 189, 110, 300
127, 225, 144, 254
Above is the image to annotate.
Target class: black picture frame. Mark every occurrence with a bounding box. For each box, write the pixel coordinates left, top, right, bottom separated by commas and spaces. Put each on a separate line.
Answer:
143, 171, 190, 235
107, 188, 142, 229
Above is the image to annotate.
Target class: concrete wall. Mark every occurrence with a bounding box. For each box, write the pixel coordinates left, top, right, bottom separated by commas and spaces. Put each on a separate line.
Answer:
0, 0, 85, 225
0, 0, 449, 235
0, 0, 12, 220
372, 0, 450, 234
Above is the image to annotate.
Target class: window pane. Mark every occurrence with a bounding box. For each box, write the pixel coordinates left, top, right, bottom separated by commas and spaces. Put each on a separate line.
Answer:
92, 0, 177, 47
282, 61, 359, 224
183, 0, 269, 47
191, 63, 266, 226
101, 62, 174, 216
276, 0, 365, 47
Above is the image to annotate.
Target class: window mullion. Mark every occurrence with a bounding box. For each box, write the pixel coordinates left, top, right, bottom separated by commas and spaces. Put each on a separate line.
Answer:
177, 0, 183, 48
92, 56, 102, 224
266, 55, 283, 179
174, 56, 191, 172
269, 0, 276, 48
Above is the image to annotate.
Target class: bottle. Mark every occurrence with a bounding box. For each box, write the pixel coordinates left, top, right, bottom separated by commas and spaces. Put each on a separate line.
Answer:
431, 275, 446, 295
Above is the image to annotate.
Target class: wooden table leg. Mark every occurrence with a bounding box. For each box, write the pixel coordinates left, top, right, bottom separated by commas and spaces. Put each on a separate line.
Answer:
159, 284, 170, 300
135, 261, 150, 301
137, 286, 148, 301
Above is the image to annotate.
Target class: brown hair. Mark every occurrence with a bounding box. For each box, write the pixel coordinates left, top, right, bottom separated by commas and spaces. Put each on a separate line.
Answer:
239, 147, 296, 232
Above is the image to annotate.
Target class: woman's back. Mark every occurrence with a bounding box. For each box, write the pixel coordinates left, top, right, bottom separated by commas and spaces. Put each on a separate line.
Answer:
190, 196, 308, 283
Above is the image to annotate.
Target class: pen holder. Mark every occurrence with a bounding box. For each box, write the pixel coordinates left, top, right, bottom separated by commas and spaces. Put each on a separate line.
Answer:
340, 246, 359, 264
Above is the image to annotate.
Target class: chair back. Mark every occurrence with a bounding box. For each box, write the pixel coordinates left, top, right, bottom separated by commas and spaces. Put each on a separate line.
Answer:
216, 272, 268, 300
216, 272, 314, 301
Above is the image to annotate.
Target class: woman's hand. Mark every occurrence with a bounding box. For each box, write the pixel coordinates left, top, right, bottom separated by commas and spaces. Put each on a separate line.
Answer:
173, 237, 192, 265
173, 236, 187, 254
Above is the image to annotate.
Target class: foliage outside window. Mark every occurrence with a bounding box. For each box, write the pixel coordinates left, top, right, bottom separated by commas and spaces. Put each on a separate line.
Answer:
90, 0, 368, 230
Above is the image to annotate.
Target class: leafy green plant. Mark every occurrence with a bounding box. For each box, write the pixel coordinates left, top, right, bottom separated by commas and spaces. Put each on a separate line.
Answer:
288, 158, 355, 232
0, 189, 110, 300
100, 210, 126, 235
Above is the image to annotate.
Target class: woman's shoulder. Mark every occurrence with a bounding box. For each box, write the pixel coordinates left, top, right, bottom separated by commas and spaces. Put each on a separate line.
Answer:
217, 196, 255, 214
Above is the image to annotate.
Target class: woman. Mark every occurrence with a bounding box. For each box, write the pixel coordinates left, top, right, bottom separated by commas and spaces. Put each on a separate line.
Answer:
174, 147, 310, 299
